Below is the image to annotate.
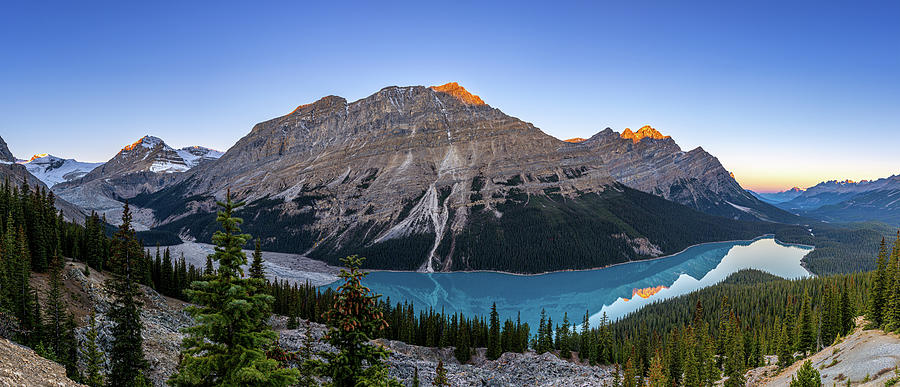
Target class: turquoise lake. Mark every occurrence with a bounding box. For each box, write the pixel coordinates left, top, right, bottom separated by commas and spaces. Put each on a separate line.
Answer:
327, 236, 813, 330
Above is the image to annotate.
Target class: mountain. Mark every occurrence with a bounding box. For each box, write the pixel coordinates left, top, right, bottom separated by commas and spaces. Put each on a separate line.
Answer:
578, 127, 797, 222
132, 83, 789, 273
776, 178, 898, 211
0, 136, 14, 162
21, 154, 103, 187
52, 135, 222, 229
0, 136, 86, 222
751, 187, 805, 204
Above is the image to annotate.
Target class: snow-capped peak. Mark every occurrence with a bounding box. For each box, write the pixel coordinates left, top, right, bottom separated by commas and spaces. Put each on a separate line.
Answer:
122, 135, 171, 153
22, 154, 103, 187
175, 146, 223, 169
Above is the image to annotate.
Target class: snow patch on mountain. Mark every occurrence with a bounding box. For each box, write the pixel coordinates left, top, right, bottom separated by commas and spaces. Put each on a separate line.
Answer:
21, 154, 103, 187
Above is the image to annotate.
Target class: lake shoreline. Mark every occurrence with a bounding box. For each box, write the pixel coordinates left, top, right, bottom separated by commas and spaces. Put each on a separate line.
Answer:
366, 234, 816, 278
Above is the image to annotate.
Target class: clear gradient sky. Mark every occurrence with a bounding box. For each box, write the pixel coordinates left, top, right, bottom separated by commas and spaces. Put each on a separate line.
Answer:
1, 1, 898, 192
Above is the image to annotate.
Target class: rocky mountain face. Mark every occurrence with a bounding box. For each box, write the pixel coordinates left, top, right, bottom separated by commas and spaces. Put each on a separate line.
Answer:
134, 84, 786, 273
579, 127, 796, 222
52, 136, 222, 229
0, 136, 86, 222
0, 136, 14, 162
22, 154, 103, 187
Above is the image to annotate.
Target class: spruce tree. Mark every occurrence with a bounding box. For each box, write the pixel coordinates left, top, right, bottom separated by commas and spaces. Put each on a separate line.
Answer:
885, 235, 900, 331
454, 319, 471, 363
487, 302, 501, 360
317, 255, 398, 386
647, 350, 667, 387
107, 202, 149, 386
432, 360, 449, 387
559, 312, 571, 359
249, 238, 265, 280
797, 289, 815, 355
44, 254, 67, 360
579, 310, 591, 361
789, 359, 822, 387
169, 193, 298, 386
82, 310, 106, 387
296, 320, 317, 387
778, 319, 794, 368
867, 238, 889, 327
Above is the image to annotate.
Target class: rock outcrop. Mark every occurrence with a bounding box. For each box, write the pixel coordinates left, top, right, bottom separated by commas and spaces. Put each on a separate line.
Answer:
0, 136, 14, 163
0, 337, 85, 387
578, 127, 796, 222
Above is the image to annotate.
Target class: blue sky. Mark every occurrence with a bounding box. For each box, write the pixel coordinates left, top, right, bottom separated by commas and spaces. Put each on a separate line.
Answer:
1, 1, 898, 192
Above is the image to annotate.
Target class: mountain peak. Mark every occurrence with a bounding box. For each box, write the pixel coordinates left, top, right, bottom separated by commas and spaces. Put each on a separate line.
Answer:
620, 125, 670, 143
29, 153, 51, 162
122, 135, 167, 152
564, 137, 587, 143
429, 82, 485, 105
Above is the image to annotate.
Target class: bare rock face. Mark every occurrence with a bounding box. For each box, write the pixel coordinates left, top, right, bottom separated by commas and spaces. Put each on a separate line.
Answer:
580, 128, 795, 222
0, 337, 85, 387
0, 136, 14, 162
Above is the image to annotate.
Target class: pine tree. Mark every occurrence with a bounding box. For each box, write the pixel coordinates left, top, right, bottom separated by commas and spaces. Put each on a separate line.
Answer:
82, 310, 106, 387
797, 289, 815, 355
559, 312, 571, 359
647, 350, 668, 387
789, 359, 822, 387
106, 202, 149, 386
839, 287, 853, 335
44, 254, 67, 360
432, 360, 448, 387
161, 248, 173, 295
454, 319, 471, 363
682, 326, 700, 387
317, 255, 398, 386
412, 367, 420, 387
778, 318, 794, 368
867, 238, 889, 327
169, 193, 299, 386
622, 356, 637, 387
250, 238, 265, 280
296, 320, 317, 387
487, 302, 501, 360
885, 234, 900, 331
579, 310, 591, 361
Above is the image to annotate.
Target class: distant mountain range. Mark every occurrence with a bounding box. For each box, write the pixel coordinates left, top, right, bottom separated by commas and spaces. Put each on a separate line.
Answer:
759, 177, 900, 226
750, 187, 805, 204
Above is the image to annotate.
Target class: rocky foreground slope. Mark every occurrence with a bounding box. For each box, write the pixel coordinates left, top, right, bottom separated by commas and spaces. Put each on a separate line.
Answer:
746, 318, 900, 386
0, 337, 85, 387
